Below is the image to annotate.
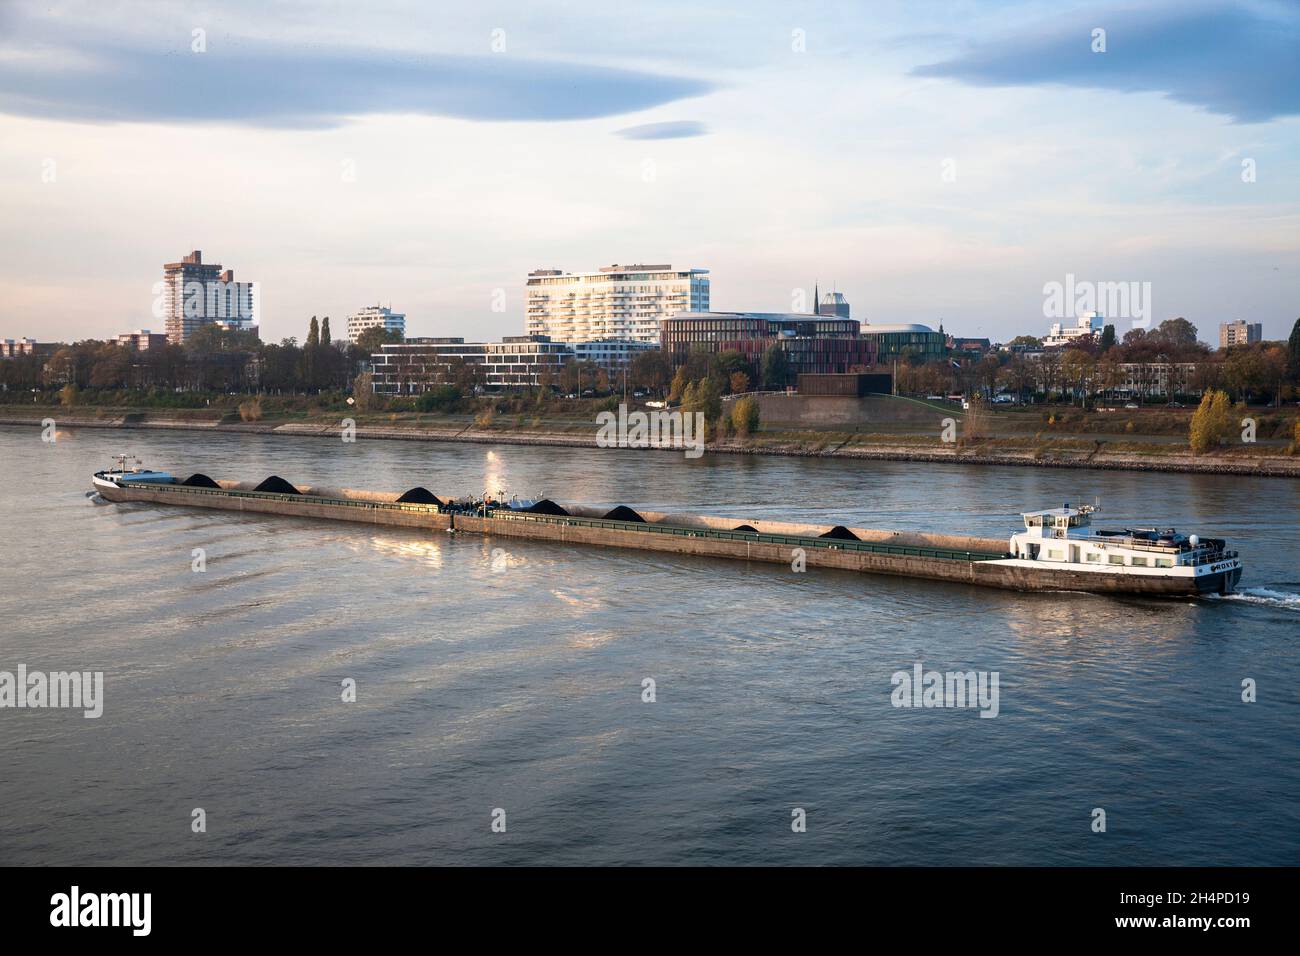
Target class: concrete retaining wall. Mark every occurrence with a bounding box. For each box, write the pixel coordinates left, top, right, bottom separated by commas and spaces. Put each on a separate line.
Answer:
753, 393, 945, 426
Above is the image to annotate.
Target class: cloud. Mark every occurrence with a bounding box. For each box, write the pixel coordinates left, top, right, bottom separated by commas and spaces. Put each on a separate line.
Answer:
0, 34, 712, 128
912, 1, 1300, 123
614, 120, 708, 140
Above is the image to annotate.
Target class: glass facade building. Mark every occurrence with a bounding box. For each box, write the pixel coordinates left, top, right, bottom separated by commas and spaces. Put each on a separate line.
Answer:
661, 312, 877, 375
370, 335, 653, 394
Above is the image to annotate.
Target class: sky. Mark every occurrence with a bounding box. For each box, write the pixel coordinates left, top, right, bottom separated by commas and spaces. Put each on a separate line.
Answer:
1, 0, 1298, 345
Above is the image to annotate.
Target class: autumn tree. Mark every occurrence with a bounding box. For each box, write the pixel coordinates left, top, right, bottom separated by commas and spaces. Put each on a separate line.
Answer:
761, 343, 790, 389
695, 376, 722, 423
1005, 335, 1041, 349
352, 371, 374, 411
713, 350, 753, 385
668, 366, 689, 403
355, 325, 402, 356
1060, 349, 1096, 406
630, 350, 672, 395
89, 344, 130, 389
1288, 317, 1300, 380
976, 354, 1002, 396
731, 395, 760, 436
1189, 389, 1232, 454
1155, 317, 1198, 350
1222, 347, 1265, 402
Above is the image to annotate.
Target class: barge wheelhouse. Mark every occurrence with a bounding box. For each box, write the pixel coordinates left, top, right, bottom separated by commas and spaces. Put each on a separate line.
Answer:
997, 504, 1241, 594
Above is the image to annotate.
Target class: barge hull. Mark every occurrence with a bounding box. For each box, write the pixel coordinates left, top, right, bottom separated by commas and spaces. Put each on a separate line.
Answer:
93, 479, 1237, 596
96, 481, 451, 532
455, 513, 994, 589
970, 561, 1233, 596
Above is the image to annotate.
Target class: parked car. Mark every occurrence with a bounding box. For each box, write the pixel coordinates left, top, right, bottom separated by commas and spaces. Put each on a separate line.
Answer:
1166, 401, 1185, 408
1124, 402, 1140, 409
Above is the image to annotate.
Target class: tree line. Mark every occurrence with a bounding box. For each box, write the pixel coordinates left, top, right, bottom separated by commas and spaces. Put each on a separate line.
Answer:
0, 319, 402, 400
903, 318, 1300, 406
5, 315, 1298, 410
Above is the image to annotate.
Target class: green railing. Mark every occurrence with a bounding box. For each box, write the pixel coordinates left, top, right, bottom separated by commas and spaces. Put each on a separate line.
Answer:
488, 509, 1004, 562
118, 481, 442, 515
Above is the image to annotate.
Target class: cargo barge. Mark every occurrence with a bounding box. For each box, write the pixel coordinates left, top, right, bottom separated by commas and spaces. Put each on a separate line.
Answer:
91, 459, 1242, 596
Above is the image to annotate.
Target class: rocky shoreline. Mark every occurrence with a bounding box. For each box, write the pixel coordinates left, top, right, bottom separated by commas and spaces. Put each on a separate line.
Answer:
4, 413, 1297, 478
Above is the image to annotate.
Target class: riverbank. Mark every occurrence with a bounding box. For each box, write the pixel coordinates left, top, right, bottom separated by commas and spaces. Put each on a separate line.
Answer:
4, 408, 1298, 477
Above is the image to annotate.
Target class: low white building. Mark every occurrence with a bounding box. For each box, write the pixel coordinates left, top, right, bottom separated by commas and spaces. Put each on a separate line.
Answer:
347, 304, 406, 344
0, 337, 44, 358
572, 339, 656, 375
1030, 356, 1202, 399
116, 330, 169, 351
370, 335, 654, 394
1044, 311, 1104, 348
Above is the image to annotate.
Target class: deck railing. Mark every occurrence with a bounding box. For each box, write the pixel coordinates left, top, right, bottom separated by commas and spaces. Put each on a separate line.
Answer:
1070, 533, 1236, 564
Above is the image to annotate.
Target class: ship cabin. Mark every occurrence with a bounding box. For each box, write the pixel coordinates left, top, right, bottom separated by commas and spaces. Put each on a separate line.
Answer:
1009, 504, 1226, 570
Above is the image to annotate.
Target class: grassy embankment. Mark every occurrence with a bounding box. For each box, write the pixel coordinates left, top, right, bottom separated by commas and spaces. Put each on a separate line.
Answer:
3, 392, 1297, 474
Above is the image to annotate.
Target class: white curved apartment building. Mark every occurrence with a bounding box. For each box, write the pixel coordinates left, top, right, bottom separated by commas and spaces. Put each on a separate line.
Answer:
526, 264, 709, 345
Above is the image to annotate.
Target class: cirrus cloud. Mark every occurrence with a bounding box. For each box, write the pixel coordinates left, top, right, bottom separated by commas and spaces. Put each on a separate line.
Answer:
614, 120, 709, 140
913, 1, 1300, 124
0, 32, 713, 128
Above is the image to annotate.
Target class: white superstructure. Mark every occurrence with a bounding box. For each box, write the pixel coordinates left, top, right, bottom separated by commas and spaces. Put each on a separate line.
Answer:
91, 455, 175, 491
992, 504, 1241, 592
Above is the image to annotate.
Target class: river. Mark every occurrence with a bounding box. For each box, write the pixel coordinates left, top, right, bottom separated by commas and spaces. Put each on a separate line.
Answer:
1, 424, 1297, 865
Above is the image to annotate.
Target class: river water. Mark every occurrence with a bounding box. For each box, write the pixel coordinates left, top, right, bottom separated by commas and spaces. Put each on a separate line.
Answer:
1, 424, 1297, 865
